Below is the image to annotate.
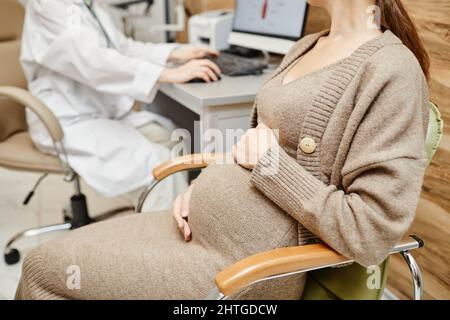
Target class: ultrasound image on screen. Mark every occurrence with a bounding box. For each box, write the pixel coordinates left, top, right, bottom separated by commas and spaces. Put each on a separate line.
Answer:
233, 0, 308, 39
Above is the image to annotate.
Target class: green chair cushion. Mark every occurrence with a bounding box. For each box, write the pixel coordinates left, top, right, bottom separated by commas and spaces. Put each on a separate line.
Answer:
302, 259, 389, 300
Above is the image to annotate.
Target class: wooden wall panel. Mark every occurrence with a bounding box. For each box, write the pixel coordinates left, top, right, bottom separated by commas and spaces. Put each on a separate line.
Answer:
388, 0, 450, 300
179, 0, 449, 300
185, 0, 235, 13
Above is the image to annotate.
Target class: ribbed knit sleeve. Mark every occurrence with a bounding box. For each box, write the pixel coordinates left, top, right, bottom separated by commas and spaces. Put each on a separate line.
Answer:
251, 146, 326, 213
251, 46, 430, 267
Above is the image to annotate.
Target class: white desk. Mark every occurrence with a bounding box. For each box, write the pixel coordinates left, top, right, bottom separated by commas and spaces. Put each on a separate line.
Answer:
159, 71, 271, 115
150, 70, 272, 152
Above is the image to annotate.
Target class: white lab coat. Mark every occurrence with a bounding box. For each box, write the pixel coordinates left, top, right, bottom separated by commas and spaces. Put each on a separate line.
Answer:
21, 0, 179, 198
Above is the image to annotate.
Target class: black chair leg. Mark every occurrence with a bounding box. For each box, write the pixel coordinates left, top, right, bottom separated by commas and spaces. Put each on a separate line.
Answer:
70, 193, 91, 229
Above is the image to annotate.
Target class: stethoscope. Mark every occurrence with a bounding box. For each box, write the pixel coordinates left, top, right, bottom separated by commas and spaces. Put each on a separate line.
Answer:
83, 0, 116, 49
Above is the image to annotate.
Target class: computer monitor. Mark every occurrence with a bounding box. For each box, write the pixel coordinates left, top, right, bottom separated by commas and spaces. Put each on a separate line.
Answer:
228, 0, 309, 55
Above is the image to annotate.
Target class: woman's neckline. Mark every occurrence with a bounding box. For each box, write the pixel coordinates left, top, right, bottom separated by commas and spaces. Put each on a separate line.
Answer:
279, 55, 344, 87
280, 30, 388, 87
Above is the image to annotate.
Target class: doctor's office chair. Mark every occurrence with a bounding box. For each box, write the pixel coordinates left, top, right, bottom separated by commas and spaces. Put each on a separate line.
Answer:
136, 108, 443, 300
137, 102, 444, 300
0, 0, 133, 265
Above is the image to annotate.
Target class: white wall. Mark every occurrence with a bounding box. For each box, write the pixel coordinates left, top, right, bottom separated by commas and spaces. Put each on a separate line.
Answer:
110, 0, 171, 43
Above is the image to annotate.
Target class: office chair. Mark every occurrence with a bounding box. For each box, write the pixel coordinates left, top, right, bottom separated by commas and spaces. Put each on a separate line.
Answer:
136, 102, 443, 300
0, 0, 133, 265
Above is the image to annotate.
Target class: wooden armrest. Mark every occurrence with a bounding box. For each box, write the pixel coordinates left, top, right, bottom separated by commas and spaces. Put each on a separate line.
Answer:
0, 86, 64, 143
138, 153, 228, 213
215, 243, 349, 297
215, 236, 423, 297
153, 153, 226, 181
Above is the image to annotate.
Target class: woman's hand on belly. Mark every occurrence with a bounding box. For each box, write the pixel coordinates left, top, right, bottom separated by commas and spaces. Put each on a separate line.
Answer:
233, 123, 280, 170
172, 183, 195, 241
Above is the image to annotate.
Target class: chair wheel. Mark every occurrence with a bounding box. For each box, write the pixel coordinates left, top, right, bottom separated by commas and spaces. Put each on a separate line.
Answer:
4, 248, 21, 265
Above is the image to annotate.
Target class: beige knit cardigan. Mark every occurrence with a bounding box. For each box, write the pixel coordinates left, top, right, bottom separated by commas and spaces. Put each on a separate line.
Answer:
250, 30, 429, 267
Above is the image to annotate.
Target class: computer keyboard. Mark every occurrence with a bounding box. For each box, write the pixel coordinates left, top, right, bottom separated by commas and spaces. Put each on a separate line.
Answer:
206, 52, 268, 77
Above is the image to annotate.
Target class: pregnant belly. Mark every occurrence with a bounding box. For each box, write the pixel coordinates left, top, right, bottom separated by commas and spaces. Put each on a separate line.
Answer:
189, 164, 297, 257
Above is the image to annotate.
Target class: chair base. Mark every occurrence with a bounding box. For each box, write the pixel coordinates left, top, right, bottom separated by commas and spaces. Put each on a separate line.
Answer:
4, 222, 72, 265
3, 202, 134, 266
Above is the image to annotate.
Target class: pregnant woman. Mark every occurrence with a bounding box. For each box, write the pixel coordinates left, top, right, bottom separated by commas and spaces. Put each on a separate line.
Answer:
16, 0, 430, 300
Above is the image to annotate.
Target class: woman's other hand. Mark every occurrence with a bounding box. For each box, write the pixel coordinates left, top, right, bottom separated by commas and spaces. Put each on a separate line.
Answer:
172, 183, 195, 241
232, 123, 279, 170
169, 46, 220, 64
159, 59, 221, 84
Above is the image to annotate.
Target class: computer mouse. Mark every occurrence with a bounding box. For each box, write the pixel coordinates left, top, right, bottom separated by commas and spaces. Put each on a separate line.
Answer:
188, 78, 207, 83
188, 75, 222, 83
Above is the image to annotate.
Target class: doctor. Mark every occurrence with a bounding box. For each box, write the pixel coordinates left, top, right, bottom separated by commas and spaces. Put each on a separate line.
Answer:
20, 0, 221, 209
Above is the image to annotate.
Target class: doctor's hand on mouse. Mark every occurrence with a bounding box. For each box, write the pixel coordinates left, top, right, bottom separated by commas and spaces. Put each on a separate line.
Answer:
160, 46, 222, 84
172, 123, 279, 242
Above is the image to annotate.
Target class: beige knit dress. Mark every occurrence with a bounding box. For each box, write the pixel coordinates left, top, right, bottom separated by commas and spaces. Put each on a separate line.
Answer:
16, 30, 429, 300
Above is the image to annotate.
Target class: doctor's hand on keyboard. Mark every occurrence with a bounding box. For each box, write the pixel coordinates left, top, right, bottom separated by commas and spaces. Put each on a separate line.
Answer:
205, 52, 268, 77
159, 59, 222, 84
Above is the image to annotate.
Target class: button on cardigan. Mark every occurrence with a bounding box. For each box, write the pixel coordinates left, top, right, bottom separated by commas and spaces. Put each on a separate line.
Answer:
250, 30, 430, 267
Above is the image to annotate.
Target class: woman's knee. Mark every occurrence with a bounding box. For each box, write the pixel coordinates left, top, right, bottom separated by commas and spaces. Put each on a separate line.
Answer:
16, 244, 65, 300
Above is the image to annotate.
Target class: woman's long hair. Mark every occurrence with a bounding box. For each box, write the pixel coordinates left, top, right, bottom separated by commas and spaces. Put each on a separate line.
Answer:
377, 0, 430, 80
